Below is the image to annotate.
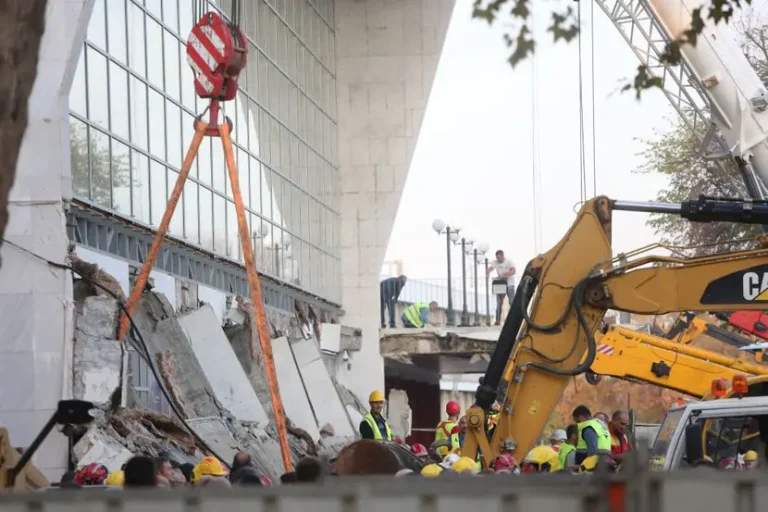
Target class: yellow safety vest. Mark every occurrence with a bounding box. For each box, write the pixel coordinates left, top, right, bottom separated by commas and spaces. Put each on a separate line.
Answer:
403, 303, 428, 327
557, 442, 576, 470
434, 419, 459, 457
576, 419, 612, 456
362, 413, 392, 441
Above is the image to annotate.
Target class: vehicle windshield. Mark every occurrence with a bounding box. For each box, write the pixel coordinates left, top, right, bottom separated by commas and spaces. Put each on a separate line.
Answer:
650, 407, 684, 467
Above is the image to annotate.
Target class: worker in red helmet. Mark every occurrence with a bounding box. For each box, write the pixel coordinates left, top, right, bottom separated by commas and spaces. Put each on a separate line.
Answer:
75, 462, 109, 486
411, 443, 429, 463
434, 400, 461, 458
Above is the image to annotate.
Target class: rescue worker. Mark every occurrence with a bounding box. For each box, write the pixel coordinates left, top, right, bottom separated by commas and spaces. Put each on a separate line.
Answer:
556, 424, 579, 472
608, 410, 632, 465
493, 453, 519, 474
549, 429, 567, 453
105, 470, 125, 487
421, 464, 443, 477
457, 415, 467, 447
744, 450, 759, 470
452, 456, 481, 475
401, 301, 440, 328
359, 390, 393, 441
411, 443, 429, 463
435, 400, 461, 457
572, 404, 612, 465
521, 446, 558, 473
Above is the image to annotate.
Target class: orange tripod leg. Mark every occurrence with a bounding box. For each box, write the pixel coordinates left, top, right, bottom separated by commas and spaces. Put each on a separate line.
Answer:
220, 122, 293, 473
118, 120, 208, 342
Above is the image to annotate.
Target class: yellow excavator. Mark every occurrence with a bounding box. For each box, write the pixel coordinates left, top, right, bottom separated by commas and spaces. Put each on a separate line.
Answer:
585, 324, 768, 398
463, 195, 768, 467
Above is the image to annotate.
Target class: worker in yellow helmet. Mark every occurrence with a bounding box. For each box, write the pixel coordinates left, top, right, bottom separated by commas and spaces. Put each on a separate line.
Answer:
744, 450, 759, 470
421, 463, 443, 477
105, 470, 125, 486
452, 456, 480, 475
521, 446, 559, 473
192, 456, 228, 484
359, 390, 392, 441
578, 455, 599, 474
434, 401, 461, 458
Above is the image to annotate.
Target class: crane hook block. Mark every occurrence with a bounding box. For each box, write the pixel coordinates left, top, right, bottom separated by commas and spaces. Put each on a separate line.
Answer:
186, 12, 248, 101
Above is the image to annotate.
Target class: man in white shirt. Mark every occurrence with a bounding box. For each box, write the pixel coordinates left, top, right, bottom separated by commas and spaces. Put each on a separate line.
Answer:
487, 249, 516, 325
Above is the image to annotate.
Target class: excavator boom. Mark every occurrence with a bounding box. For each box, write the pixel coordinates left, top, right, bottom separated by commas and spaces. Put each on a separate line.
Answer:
463, 196, 768, 467
587, 325, 768, 398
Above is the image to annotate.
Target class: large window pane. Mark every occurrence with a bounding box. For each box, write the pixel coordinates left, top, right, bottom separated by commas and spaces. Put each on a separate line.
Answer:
150, 160, 167, 225
86, 48, 109, 129
107, 0, 127, 63
184, 180, 199, 243
163, 0, 179, 33
226, 200, 240, 260
213, 193, 226, 253
132, 151, 150, 224
212, 139, 226, 194
238, 148, 250, 208
88, 0, 107, 48
127, 2, 146, 77
199, 186, 213, 250
112, 139, 131, 214
148, 89, 166, 160
70, 117, 89, 198
129, 77, 148, 150
262, 166, 272, 220
250, 158, 261, 214
109, 63, 130, 140
197, 137, 212, 185
89, 128, 111, 208
70, 51, 87, 116
146, 17, 164, 88
164, 31, 181, 101
168, 168, 183, 236
166, 101, 182, 167
180, 42, 197, 111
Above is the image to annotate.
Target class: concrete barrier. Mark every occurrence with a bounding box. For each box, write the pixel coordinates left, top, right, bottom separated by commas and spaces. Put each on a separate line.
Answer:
5, 468, 768, 512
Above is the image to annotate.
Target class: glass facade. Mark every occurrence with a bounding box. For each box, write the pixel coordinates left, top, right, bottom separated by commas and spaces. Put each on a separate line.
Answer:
69, 0, 340, 302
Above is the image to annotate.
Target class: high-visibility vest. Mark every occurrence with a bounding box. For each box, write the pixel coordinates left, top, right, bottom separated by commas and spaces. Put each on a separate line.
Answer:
362, 413, 392, 441
403, 303, 428, 327
434, 419, 459, 457
576, 419, 612, 456
557, 442, 576, 470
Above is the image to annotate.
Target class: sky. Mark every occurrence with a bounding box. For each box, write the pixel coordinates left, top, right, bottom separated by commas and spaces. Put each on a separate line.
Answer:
384, 0, 751, 280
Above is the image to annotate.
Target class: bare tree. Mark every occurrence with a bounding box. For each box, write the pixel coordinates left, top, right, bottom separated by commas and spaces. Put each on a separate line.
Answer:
0, 1, 48, 262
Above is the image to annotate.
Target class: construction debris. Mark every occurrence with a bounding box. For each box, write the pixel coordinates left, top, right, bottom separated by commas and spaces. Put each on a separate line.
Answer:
70, 258, 364, 479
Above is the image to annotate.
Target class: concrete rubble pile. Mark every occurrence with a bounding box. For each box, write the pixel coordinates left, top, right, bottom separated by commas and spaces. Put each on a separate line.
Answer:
70, 263, 367, 478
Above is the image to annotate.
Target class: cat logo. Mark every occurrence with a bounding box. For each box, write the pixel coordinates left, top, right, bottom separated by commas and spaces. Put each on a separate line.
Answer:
743, 272, 768, 300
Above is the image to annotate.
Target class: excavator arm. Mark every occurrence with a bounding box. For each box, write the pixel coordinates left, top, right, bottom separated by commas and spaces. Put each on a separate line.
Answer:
463, 195, 768, 467
585, 325, 768, 397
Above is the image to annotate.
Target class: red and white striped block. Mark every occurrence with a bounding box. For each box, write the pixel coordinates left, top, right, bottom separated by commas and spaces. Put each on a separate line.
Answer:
597, 343, 615, 356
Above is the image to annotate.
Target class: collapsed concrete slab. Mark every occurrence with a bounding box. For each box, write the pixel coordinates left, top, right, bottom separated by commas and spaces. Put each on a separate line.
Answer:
272, 336, 322, 440
291, 337, 356, 438
73, 297, 122, 403
178, 304, 269, 425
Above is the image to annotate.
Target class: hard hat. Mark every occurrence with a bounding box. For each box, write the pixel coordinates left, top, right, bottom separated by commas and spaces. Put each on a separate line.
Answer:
395, 469, 414, 477
440, 453, 460, 469
550, 429, 567, 442
446, 400, 461, 416
493, 453, 517, 473
523, 446, 558, 472
453, 457, 480, 474
105, 470, 124, 486
369, 390, 385, 402
421, 463, 443, 477
411, 443, 428, 457
192, 456, 228, 482
745, 450, 758, 462
75, 462, 109, 485
579, 455, 599, 473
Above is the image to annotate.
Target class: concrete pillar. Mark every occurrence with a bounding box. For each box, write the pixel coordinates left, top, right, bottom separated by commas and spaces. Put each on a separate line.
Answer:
335, 0, 455, 400
0, 0, 93, 480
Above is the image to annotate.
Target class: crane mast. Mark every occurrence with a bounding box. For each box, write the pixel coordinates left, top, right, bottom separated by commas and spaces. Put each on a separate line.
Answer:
594, 0, 768, 198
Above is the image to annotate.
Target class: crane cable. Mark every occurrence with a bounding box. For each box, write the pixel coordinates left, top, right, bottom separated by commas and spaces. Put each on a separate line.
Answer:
590, 0, 597, 197
577, 1, 588, 203
531, 4, 542, 254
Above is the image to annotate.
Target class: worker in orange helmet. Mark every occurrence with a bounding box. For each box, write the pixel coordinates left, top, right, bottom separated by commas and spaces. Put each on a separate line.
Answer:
434, 401, 461, 458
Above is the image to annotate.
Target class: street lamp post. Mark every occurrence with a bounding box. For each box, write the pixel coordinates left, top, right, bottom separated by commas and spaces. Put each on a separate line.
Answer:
485, 257, 491, 325
432, 220, 457, 326
473, 242, 489, 326
460, 237, 473, 327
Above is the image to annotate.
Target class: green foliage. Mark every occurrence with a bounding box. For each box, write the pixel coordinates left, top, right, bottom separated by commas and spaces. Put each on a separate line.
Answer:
70, 122, 130, 209
472, 0, 752, 97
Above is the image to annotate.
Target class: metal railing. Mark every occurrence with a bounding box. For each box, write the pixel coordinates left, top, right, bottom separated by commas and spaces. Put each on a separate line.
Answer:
380, 276, 501, 320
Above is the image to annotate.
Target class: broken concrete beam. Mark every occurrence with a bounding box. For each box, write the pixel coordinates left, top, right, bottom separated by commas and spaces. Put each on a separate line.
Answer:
178, 304, 269, 425
271, 336, 322, 440
379, 327, 499, 357
224, 322, 275, 419
73, 297, 122, 403
72, 428, 133, 473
